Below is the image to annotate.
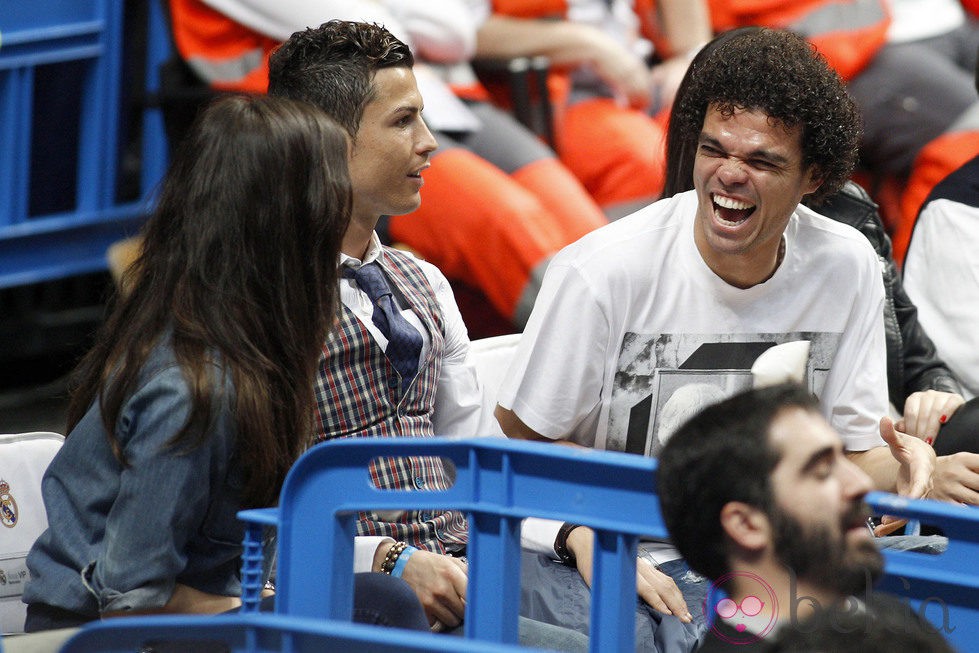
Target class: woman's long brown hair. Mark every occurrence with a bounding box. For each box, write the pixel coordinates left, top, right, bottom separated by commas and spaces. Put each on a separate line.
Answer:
67, 95, 350, 508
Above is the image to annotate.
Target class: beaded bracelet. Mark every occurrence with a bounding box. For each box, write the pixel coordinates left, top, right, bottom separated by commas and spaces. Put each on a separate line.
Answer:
390, 545, 418, 578
380, 541, 408, 574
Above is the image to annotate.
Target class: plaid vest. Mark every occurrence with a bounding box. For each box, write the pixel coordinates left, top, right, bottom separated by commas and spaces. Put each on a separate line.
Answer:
313, 247, 467, 553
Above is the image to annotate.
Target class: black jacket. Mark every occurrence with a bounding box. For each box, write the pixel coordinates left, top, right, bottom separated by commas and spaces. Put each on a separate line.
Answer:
810, 182, 960, 408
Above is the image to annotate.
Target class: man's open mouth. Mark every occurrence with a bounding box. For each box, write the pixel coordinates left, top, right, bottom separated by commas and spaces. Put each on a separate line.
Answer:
712, 194, 756, 226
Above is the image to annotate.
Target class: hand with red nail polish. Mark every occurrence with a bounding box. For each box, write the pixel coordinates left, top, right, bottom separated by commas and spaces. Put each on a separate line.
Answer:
899, 390, 965, 446
897, 393, 979, 506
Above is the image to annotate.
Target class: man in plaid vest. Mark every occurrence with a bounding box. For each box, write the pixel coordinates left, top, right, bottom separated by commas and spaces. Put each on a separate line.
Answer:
268, 22, 592, 649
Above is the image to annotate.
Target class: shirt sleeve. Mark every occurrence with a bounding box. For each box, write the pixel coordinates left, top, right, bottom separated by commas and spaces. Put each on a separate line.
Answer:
825, 244, 890, 452
87, 365, 238, 613
521, 517, 562, 557
421, 262, 491, 438
497, 260, 610, 446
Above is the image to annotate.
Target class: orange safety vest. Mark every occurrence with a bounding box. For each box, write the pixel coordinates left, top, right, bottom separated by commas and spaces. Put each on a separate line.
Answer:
168, 0, 277, 93
706, 0, 891, 81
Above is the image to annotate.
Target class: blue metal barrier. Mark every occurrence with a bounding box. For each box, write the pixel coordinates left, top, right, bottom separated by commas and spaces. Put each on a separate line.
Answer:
58, 613, 527, 653
0, 0, 169, 288
238, 437, 669, 652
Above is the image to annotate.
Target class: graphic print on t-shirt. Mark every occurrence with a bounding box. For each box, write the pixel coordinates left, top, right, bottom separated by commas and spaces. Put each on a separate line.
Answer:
605, 331, 841, 456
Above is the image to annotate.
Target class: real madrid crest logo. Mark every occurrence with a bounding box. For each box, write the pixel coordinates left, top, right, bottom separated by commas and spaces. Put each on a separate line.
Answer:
0, 480, 17, 528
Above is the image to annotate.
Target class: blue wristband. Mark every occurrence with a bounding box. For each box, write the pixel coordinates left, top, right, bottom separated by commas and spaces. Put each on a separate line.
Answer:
390, 545, 417, 578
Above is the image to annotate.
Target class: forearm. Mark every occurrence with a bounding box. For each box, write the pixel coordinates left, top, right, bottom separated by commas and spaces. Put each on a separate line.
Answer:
162, 583, 242, 615
371, 538, 398, 572
654, 0, 711, 56
846, 447, 900, 492
495, 404, 551, 441
360, 536, 395, 573
848, 430, 936, 499
475, 15, 607, 67
103, 583, 242, 618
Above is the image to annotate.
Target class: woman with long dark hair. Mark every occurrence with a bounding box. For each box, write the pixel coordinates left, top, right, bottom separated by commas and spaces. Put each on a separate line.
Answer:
20, 94, 410, 630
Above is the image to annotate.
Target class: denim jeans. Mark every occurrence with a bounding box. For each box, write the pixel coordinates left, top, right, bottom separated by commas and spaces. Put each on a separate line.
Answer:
519, 550, 705, 652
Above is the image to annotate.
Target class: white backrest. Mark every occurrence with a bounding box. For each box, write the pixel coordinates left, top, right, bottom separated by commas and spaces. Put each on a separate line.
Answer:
469, 334, 522, 438
0, 431, 64, 634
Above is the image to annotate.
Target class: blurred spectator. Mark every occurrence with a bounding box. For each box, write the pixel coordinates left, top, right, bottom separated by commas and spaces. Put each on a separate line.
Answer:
472, 0, 711, 212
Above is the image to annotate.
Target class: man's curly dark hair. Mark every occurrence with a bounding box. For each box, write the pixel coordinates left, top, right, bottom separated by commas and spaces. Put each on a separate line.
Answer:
670, 27, 861, 204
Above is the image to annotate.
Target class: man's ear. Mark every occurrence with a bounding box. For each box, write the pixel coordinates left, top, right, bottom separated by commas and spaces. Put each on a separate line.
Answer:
802, 165, 823, 197
719, 501, 770, 552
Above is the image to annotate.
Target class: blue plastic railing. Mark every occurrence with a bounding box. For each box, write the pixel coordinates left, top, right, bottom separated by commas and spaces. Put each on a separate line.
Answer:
0, 0, 169, 288
866, 491, 979, 650
238, 437, 670, 652
44, 438, 979, 652
58, 612, 527, 653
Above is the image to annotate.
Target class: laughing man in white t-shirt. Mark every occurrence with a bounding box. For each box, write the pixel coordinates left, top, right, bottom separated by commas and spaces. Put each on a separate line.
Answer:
495, 27, 937, 643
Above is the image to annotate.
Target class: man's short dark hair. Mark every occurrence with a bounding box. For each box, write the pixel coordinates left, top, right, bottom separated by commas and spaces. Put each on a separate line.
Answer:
658, 383, 820, 581
268, 20, 414, 136
669, 27, 861, 204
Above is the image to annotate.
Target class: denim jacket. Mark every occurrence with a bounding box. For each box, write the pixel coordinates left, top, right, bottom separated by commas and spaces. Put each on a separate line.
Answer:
23, 342, 248, 617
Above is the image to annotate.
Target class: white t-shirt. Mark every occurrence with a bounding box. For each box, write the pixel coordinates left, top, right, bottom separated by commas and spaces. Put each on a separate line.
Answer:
904, 198, 979, 400
499, 191, 889, 456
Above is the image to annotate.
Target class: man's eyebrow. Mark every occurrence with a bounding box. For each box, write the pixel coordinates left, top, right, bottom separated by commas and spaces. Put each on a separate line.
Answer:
749, 149, 791, 166
394, 103, 422, 115
800, 445, 837, 474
